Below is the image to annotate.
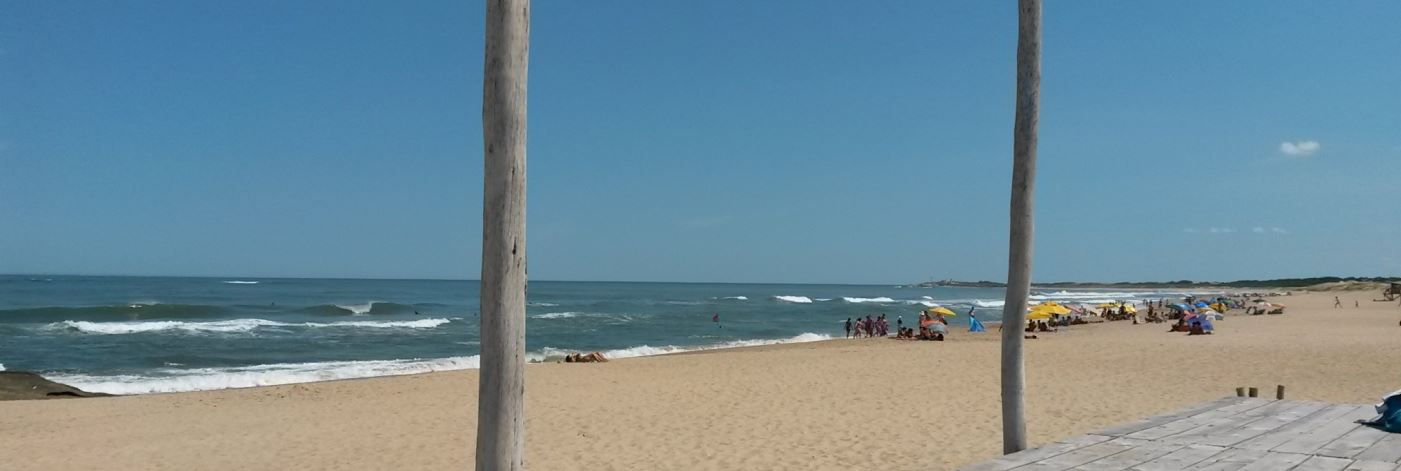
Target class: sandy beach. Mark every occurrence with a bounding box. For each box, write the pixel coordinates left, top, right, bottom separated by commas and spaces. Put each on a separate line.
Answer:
3, 291, 1398, 470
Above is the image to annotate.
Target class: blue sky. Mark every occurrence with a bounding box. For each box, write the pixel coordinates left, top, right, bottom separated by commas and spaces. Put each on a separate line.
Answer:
2, 1, 1398, 284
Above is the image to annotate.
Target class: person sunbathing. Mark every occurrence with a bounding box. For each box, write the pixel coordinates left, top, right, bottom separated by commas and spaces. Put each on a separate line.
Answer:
564, 352, 608, 363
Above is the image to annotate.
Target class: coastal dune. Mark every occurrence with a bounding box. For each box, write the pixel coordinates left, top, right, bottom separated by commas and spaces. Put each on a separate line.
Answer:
2, 292, 1398, 470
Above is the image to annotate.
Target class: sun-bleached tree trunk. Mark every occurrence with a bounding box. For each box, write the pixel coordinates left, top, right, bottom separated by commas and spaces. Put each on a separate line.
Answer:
477, 0, 529, 469
1000, 0, 1040, 455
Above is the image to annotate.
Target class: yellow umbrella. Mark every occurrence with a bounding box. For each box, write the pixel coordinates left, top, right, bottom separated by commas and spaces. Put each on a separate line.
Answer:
924, 306, 956, 317
1027, 310, 1054, 320
1032, 302, 1071, 315
1122, 305, 1137, 313
1096, 303, 1120, 309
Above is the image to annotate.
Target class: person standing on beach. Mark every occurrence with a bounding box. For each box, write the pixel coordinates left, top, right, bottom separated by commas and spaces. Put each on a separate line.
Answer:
896, 315, 903, 331
844, 318, 852, 338
1335, 296, 1343, 308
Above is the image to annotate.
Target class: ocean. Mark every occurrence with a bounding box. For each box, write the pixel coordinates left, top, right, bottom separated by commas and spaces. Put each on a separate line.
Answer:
0, 275, 1181, 395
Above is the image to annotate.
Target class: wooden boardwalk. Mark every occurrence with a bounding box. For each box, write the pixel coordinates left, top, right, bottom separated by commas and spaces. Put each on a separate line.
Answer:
960, 396, 1400, 471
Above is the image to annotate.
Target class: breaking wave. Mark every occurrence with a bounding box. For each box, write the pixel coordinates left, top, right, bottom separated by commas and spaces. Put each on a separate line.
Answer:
223, 280, 260, 285
47, 356, 483, 395
48, 318, 453, 335
299, 302, 418, 316
531, 312, 580, 319
537, 332, 833, 362
842, 297, 895, 304
773, 295, 813, 304
48, 332, 833, 395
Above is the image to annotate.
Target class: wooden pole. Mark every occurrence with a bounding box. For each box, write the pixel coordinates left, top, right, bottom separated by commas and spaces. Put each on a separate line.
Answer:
1248, 387, 1258, 398
1277, 385, 1285, 400
477, 0, 530, 469
1236, 387, 1245, 397
1000, 0, 1041, 455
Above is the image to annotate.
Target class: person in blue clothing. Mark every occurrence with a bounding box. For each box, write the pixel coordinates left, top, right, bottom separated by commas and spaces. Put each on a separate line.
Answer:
967, 306, 987, 333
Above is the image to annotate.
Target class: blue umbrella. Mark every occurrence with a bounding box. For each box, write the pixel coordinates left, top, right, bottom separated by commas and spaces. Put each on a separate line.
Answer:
1194, 301, 1210, 308
1171, 303, 1192, 311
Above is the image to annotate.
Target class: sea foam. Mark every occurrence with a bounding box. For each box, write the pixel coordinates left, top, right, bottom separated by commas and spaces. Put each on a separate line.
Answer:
51, 318, 452, 335
51, 332, 833, 395
223, 280, 260, 284
841, 297, 895, 304
48, 356, 483, 395
773, 295, 813, 304
532, 312, 581, 319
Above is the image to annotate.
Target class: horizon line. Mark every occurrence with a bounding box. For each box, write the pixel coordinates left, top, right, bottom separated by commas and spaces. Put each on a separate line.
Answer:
4, 273, 1394, 287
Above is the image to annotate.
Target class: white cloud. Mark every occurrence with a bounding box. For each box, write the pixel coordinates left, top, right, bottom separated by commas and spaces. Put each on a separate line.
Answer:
1271, 227, 1289, 234
1252, 227, 1265, 233
1280, 140, 1320, 157
1207, 227, 1236, 234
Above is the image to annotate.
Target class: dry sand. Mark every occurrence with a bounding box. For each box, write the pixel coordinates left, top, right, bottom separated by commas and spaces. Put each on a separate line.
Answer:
3, 292, 1399, 470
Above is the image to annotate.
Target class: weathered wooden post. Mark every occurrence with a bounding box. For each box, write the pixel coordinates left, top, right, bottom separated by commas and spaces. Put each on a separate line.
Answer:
1276, 385, 1285, 400
1248, 387, 1258, 398
1236, 387, 1246, 397
477, 0, 530, 469
999, 0, 1041, 455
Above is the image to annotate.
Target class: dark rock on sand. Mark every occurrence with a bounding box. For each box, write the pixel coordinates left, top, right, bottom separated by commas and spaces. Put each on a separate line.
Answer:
0, 371, 113, 401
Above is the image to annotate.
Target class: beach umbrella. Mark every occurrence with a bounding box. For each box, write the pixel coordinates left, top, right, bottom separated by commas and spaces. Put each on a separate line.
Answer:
1122, 305, 1137, 313
925, 306, 957, 317
1096, 303, 1119, 309
1032, 302, 1070, 315
1027, 310, 1054, 320
1194, 301, 1210, 308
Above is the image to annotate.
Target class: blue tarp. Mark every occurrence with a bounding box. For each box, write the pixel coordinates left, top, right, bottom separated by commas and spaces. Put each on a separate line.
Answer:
1364, 390, 1401, 433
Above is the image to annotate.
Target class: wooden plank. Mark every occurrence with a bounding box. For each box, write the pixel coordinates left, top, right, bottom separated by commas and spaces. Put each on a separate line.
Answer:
1182, 448, 1268, 471
1072, 442, 1184, 471
1316, 425, 1391, 459
1199, 401, 1330, 447
1273, 406, 1373, 454
1233, 451, 1309, 470
960, 435, 1113, 471
1162, 400, 1302, 445
1290, 456, 1354, 471
1094, 397, 1248, 437
1236, 405, 1362, 451
1355, 433, 1401, 463
1130, 444, 1226, 471
1345, 460, 1401, 471
1127, 399, 1273, 441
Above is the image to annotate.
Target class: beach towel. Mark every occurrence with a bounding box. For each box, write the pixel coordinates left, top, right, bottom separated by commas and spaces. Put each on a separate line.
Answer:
968, 316, 986, 333
1362, 389, 1401, 433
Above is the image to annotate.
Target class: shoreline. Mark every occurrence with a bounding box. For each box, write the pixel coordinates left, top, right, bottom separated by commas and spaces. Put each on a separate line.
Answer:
4, 291, 1398, 470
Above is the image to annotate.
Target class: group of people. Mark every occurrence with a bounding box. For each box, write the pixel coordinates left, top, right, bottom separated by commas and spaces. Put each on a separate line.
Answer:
845, 311, 954, 341
845, 314, 892, 338
896, 312, 950, 341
